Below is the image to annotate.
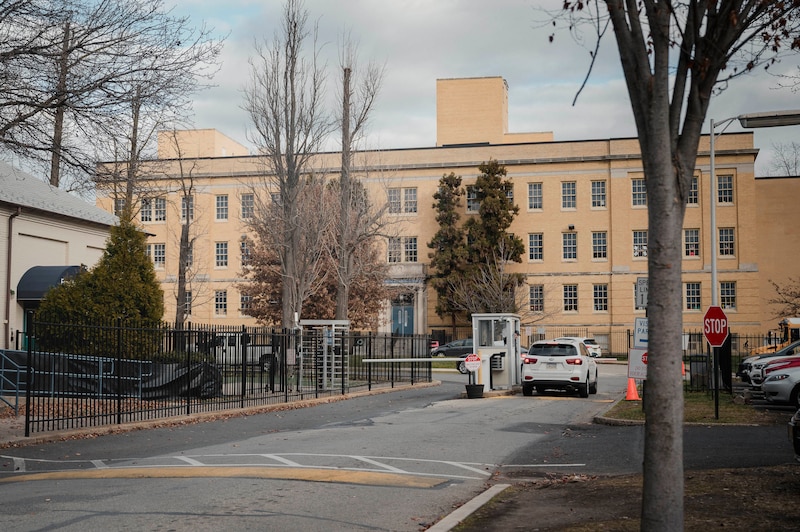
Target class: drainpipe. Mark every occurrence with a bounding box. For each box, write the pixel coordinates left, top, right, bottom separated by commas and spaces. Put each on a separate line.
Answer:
4, 207, 21, 350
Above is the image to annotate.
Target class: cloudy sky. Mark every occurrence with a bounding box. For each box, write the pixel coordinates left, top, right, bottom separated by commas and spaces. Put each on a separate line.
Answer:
172, 0, 800, 176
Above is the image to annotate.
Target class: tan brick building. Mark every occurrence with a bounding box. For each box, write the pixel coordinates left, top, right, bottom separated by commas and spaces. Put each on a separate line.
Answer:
96, 76, 796, 345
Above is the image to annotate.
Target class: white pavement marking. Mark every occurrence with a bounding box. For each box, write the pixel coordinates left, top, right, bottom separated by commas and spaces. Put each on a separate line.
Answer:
352, 456, 407, 473
90, 460, 108, 469
260, 454, 303, 467
174, 456, 204, 466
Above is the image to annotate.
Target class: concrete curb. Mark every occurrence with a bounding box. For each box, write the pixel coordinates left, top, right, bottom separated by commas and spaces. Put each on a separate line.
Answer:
427, 483, 511, 532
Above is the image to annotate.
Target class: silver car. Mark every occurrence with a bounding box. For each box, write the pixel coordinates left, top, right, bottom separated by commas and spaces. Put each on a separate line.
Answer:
521, 339, 598, 398
762, 365, 800, 407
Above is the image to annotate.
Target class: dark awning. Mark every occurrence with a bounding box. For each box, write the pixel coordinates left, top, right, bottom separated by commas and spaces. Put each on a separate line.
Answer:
16, 265, 82, 301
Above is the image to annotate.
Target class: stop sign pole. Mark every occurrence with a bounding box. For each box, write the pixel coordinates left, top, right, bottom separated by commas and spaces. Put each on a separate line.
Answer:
704, 306, 729, 419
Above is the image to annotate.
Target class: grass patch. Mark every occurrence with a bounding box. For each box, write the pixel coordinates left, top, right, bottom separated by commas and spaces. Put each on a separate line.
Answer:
605, 390, 791, 425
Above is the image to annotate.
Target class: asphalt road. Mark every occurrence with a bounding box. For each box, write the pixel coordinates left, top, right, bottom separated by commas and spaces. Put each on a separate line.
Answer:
0, 365, 792, 531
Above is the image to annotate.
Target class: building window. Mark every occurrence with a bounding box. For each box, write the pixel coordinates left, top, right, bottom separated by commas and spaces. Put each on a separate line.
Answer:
404, 188, 417, 213
529, 284, 544, 312
561, 181, 576, 209
466, 186, 479, 212
684, 229, 699, 257
528, 182, 543, 210
562, 232, 577, 260
632, 178, 647, 206
593, 284, 608, 312
388, 188, 401, 213
717, 175, 734, 204
141, 198, 152, 222
151, 243, 165, 269
215, 290, 227, 316
685, 282, 701, 311
633, 230, 648, 258
241, 193, 254, 219
404, 237, 418, 262
687, 176, 698, 205
154, 197, 166, 221
184, 243, 193, 268
387, 237, 402, 263
114, 198, 126, 216
389, 187, 418, 214
591, 180, 606, 208
184, 291, 192, 316
719, 227, 735, 256
528, 233, 543, 261
720, 281, 737, 310
240, 240, 251, 267
215, 242, 228, 268
592, 231, 607, 259
271, 191, 281, 205
563, 284, 578, 312
240, 293, 252, 312
216, 195, 228, 220
181, 196, 194, 221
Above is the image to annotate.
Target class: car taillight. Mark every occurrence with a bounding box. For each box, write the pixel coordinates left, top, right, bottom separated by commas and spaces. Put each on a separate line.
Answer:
566, 358, 583, 365
523, 357, 538, 364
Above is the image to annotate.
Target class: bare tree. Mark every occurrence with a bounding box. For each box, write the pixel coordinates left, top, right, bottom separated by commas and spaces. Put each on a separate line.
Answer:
334, 34, 385, 321
242, 0, 336, 327
241, 177, 336, 325
768, 140, 800, 176
768, 277, 800, 318
0, 0, 223, 191
552, 2, 800, 529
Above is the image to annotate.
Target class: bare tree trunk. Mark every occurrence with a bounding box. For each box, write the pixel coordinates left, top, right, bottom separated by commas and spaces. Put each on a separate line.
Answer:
49, 21, 70, 188
335, 66, 352, 321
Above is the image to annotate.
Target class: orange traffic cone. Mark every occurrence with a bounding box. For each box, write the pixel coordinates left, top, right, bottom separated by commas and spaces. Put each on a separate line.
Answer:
625, 378, 641, 401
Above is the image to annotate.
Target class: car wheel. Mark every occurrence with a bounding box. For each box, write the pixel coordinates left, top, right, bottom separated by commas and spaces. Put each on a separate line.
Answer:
522, 383, 534, 396
536, 386, 545, 394
589, 374, 598, 395
579, 377, 589, 398
457, 360, 468, 374
792, 385, 800, 409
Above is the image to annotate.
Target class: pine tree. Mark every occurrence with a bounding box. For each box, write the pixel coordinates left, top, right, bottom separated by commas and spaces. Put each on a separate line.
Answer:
427, 172, 469, 325
463, 160, 524, 266
37, 218, 164, 358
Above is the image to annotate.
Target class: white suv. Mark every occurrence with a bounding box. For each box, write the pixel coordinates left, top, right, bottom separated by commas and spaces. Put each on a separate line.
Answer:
521, 339, 598, 398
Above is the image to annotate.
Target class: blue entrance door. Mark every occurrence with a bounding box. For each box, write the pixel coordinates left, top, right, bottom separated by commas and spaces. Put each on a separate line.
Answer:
391, 304, 414, 336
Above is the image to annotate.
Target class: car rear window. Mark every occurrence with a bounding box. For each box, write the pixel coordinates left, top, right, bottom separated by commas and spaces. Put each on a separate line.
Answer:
529, 344, 578, 357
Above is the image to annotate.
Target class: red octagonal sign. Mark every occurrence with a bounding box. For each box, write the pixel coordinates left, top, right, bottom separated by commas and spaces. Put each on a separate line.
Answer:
703, 305, 729, 348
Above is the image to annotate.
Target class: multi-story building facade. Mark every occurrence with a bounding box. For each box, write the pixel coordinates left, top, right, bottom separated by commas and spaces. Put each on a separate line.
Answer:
96, 76, 793, 344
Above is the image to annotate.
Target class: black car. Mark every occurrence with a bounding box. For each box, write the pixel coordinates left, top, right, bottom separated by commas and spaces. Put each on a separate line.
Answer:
431, 338, 473, 359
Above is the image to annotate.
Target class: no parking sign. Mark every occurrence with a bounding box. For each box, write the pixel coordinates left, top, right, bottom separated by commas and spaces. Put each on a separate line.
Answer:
628, 348, 648, 379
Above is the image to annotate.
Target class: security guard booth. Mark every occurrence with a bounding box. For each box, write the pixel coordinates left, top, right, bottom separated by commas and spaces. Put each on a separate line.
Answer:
471, 313, 521, 390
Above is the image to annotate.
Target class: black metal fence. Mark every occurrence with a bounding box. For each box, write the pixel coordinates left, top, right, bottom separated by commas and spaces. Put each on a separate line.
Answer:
6, 318, 432, 436
430, 325, 774, 393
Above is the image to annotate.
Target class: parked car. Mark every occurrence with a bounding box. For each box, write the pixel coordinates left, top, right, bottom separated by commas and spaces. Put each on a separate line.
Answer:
553, 336, 602, 358
738, 340, 800, 386
762, 356, 800, 381
520, 339, 598, 397
455, 345, 529, 374
762, 365, 800, 407
431, 338, 473, 358
790, 408, 800, 463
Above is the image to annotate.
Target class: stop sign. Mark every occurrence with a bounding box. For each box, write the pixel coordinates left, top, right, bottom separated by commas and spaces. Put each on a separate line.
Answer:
703, 306, 729, 347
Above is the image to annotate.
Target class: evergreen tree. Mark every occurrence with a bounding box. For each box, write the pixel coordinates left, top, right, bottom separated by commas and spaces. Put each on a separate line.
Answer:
37, 218, 165, 357
463, 160, 524, 266
427, 172, 469, 325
